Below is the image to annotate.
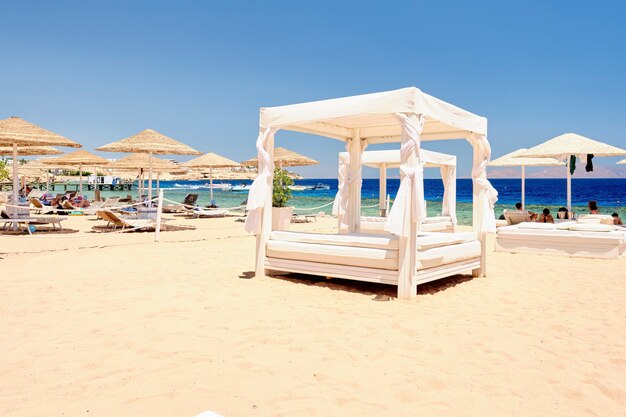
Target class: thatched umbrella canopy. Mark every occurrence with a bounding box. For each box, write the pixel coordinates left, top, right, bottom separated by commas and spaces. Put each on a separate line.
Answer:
43, 150, 110, 196
0, 146, 63, 157
517, 133, 626, 210
489, 148, 564, 208
241, 147, 319, 168
107, 153, 183, 198
96, 129, 201, 200
0, 147, 62, 192
182, 152, 241, 200
0, 116, 81, 203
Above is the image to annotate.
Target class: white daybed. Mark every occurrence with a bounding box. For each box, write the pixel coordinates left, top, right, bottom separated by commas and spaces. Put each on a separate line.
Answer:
338, 148, 457, 232
495, 221, 626, 259
244, 87, 498, 299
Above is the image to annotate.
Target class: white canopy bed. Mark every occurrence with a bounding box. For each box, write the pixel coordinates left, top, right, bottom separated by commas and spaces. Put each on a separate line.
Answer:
244, 87, 498, 299
336, 148, 457, 233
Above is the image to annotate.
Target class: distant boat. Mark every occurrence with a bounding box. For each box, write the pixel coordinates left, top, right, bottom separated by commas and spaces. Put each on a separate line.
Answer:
306, 183, 330, 191
230, 184, 251, 192
288, 185, 307, 191
173, 182, 232, 191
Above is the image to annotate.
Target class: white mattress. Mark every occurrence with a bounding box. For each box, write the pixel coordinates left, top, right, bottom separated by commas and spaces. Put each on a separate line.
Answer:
417, 241, 482, 269
267, 231, 481, 271
361, 215, 453, 233
267, 239, 399, 270
497, 225, 625, 242
270, 230, 398, 250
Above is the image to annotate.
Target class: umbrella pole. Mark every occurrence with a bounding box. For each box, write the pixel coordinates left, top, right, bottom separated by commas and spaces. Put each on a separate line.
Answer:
379, 163, 387, 216
157, 172, 160, 194
210, 167, 214, 202
148, 151, 153, 203
79, 163, 83, 197
12, 143, 18, 204
46, 171, 50, 193
521, 165, 525, 209
566, 158, 572, 212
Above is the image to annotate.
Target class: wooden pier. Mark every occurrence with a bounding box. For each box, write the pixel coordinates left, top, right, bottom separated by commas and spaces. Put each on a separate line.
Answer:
0, 182, 134, 192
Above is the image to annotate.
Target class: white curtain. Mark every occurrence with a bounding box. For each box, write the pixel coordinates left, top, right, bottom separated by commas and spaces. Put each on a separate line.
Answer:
440, 164, 457, 224
244, 127, 277, 234
385, 113, 426, 235
467, 132, 498, 233
332, 143, 350, 231
332, 139, 367, 232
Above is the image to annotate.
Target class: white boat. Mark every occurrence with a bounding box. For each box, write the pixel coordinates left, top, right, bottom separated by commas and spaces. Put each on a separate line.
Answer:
230, 184, 251, 192
288, 185, 307, 191
206, 182, 232, 190
305, 183, 330, 191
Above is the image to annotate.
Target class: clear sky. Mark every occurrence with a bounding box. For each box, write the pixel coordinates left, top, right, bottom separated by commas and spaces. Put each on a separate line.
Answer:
1, 0, 625, 178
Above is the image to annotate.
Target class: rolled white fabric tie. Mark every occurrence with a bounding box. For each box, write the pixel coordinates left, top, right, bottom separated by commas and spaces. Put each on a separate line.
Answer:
468, 132, 498, 233
244, 127, 277, 234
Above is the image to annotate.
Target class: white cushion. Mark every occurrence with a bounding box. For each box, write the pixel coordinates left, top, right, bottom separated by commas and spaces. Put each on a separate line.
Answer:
267, 240, 399, 270
555, 221, 577, 230
270, 231, 398, 250
416, 232, 477, 250
578, 214, 614, 225
569, 223, 614, 232
417, 241, 482, 269
517, 222, 556, 230
421, 216, 452, 224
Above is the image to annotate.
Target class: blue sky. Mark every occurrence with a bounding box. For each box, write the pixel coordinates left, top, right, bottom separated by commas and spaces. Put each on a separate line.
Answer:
1, 0, 625, 178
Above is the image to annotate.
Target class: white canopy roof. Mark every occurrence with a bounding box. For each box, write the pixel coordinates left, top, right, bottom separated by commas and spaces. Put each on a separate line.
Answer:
260, 87, 487, 143
341, 149, 456, 169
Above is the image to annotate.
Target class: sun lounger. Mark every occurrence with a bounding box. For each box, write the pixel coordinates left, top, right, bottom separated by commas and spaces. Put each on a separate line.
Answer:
1, 210, 66, 234
191, 208, 228, 218
96, 210, 153, 231
162, 194, 199, 213
29, 197, 45, 214
503, 210, 532, 225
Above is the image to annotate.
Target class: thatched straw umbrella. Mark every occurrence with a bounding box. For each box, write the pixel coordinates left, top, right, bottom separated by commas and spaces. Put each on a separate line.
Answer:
517, 133, 626, 210
0, 146, 63, 192
241, 147, 319, 169
96, 129, 201, 201
489, 148, 564, 208
43, 150, 110, 196
0, 116, 80, 204
182, 152, 241, 201
107, 153, 182, 199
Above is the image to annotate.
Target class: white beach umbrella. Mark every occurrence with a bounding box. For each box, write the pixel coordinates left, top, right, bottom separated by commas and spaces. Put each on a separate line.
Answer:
516, 133, 626, 211
489, 148, 564, 208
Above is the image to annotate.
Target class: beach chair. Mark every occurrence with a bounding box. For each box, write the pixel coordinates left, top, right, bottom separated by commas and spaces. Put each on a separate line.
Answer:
82, 200, 106, 215
190, 208, 228, 218
96, 210, 153, 231
503, 210, 532, 225
29, 197, 45, 214
1, 210, 66, 234
162, 193, 199, 213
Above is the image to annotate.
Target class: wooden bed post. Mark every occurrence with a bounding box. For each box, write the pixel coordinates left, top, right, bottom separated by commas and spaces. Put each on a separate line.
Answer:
379, 163, 387, 217
255, 131, 275, 278
347, 130, 362, 233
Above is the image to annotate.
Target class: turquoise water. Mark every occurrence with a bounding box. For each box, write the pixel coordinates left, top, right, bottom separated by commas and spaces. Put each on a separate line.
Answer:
67, 178, 626, 226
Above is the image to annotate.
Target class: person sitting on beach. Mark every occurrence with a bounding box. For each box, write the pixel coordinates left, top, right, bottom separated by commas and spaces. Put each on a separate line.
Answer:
207, 199, 219, 209
535, 208, 554, 223
588, 200, 599, 214
72, 196, 91, 208
557, 207, 569, 220
612, 213, 623, 225
500, 202, 528, 220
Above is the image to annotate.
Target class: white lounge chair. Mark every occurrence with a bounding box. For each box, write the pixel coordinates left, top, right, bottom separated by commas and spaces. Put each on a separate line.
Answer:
1, 210, 66, 234
96, 210, 153, 231
191, 208, 228, 218
503, 210, 532, 225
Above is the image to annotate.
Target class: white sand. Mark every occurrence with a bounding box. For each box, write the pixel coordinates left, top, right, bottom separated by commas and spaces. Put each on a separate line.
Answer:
1, 215, 625, 416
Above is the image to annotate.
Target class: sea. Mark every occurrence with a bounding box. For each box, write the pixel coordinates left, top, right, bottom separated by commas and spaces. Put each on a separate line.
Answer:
90, 178, 626, 226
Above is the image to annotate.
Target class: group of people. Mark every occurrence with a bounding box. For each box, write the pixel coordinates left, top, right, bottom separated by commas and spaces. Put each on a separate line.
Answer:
507, 200, 622, 225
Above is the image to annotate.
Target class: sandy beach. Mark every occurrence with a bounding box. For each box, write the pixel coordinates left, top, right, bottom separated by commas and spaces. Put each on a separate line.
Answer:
1, 215, 625, 417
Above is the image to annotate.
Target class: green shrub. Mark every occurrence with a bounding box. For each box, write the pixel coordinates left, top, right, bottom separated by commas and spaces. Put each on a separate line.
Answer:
272, 168, 294, 208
